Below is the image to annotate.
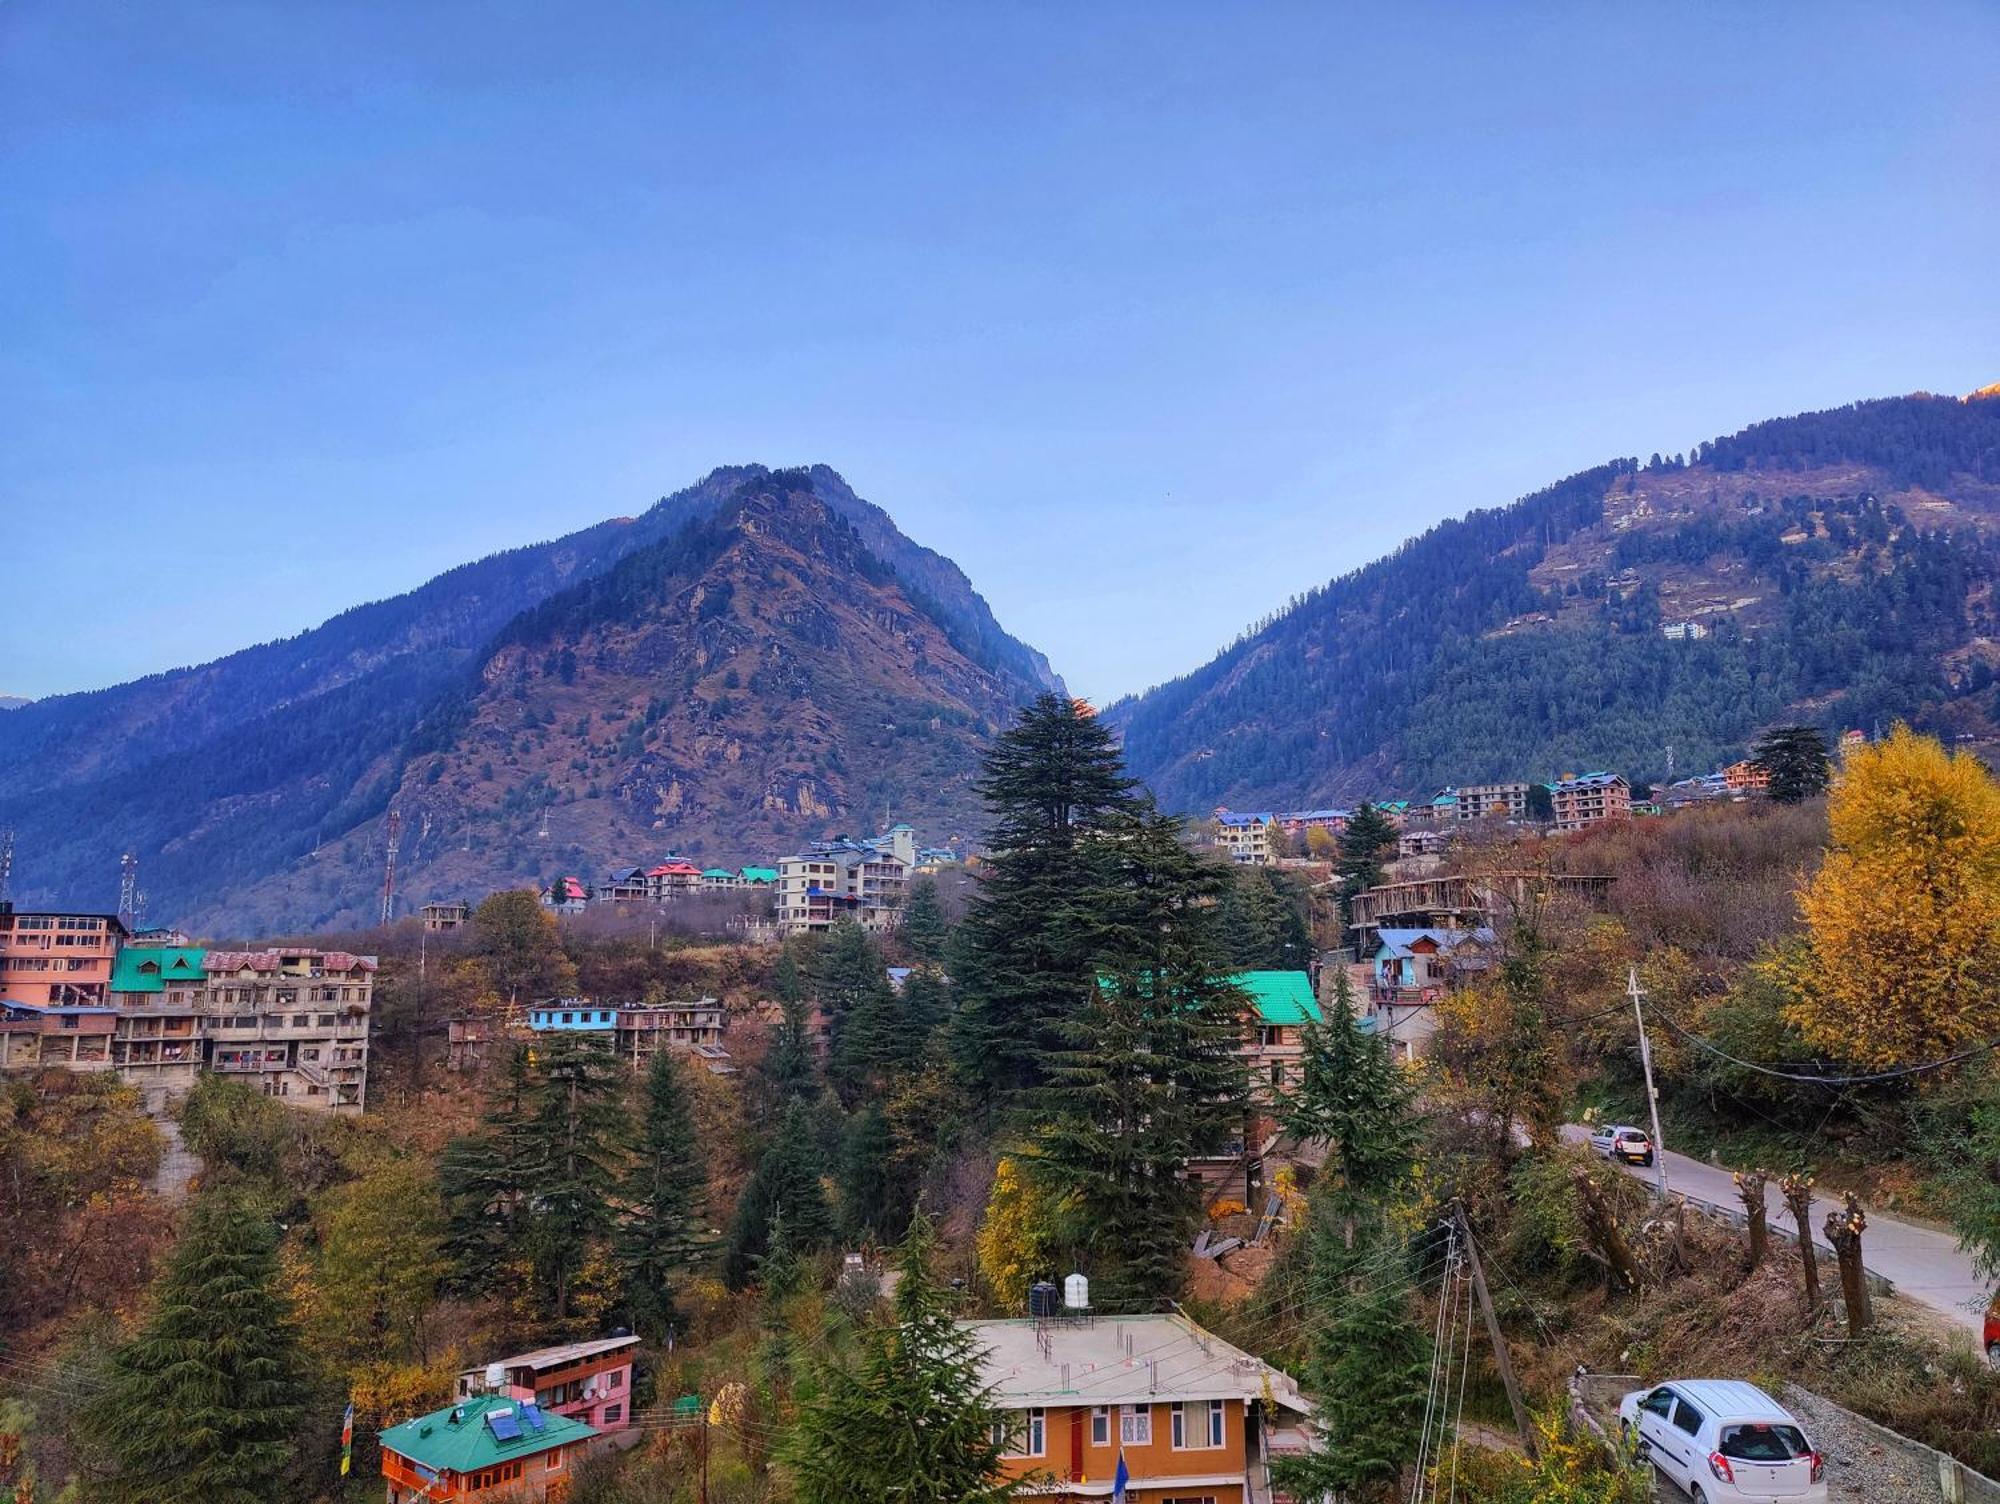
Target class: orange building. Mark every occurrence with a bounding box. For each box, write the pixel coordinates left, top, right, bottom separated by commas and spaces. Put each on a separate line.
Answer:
380, 1392, 596, 1503
1721, 759, 1771, 795
0, 906, 126, 1005
964, 1311, 1311, 1503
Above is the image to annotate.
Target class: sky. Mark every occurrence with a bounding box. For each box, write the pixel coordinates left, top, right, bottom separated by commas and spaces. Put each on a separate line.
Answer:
4, 3, 1998, 705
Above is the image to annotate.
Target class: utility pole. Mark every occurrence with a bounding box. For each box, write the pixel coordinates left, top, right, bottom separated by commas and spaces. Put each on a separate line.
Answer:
1628, 965, 1669, 1199
1455, 1202, 1538, 1460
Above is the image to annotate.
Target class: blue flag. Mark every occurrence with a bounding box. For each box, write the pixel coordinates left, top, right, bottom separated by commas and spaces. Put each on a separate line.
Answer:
1112, 1451, 1129, 1504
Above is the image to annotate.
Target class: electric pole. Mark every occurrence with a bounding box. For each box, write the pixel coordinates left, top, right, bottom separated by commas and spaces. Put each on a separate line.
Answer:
1627, 965, 1669, 1199
1455, 1202, 1537, 1460
381, 809, 401, 926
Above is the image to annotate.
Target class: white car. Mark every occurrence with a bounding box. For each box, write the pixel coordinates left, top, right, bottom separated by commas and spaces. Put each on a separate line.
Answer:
1589, 1123, 1655, 1166
1618, 1379, 1826, 1502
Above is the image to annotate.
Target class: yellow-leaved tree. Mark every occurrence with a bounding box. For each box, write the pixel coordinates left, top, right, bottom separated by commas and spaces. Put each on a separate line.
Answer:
1780, 725, 2000, 1068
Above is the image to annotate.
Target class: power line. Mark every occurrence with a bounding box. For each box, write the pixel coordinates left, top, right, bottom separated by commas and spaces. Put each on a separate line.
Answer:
1652, 1007, 2000, 1085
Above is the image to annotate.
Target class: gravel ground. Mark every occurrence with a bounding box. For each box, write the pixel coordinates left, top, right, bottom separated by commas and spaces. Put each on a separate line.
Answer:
1585, 1378, 1939, 1503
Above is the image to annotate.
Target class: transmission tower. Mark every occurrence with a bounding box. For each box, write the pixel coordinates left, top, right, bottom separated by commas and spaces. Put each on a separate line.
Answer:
0, 829, 13, 904
119, 853, 139, 924
381, 809, 402, 926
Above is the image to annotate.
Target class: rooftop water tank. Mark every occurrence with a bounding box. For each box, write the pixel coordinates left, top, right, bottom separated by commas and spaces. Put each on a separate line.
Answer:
1028, 1280, 1059, 1319
1064, 1272, 1090, 1310
484, 1361, 506, 1390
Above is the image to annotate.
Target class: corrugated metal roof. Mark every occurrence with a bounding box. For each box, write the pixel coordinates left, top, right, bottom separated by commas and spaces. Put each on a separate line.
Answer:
380, 1392, 595, 1474
1231, 970, 1321, 1025
110, 947, 207, 993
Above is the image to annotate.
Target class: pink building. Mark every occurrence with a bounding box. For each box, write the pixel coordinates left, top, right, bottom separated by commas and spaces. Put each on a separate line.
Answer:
457, 1335, 640, 1440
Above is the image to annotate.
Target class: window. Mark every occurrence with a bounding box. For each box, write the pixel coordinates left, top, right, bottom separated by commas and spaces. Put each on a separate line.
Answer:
1671, 1399, 1705, 1437
1120, 1405, 1152, 1446
1641, 1388, 1676, 1419
1207, 1399, 1225, 1447
607, 1370, 621, 1389
548, 1450, 564, 1471
989, 1409, 1044, 1458
604, 1404, 622, 1424
1091, 1407, 1109, 1446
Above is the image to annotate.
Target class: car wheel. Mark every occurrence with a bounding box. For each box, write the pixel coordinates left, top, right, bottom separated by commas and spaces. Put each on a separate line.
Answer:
1690, 1489, 1706, 1504
1989, 1341, 2000, 1367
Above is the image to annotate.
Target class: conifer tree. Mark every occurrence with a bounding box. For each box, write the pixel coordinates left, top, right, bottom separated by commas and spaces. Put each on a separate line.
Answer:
1270, 1210, 1433, 1504
784, 1214, 1018, 1504
1335, 802, 1398, 907
521, 1033, 629, 1320
439, 1042, 538, 1285
616, 1049, 709, 1341
88, 1191, 306, 1504
819, 920, 886, 1040
839, 1100, 903, 1241
954, 693, 1141, 1098
1281, 968, 1417, 1220
1754, 724, 1833, 803
830, 963, 909, 1103
765, 994, 819, 1104
900, 875, 952, 963
1029, 807, 1249, 1306
725, 1098, 836, 1287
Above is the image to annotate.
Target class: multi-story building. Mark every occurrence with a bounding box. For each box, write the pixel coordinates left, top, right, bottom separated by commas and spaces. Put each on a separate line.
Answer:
1368, 926, 1497, 1063
0, 1001, 118, 1073
1722, 759, 1771, 796
965, 1310, 1312, 1504
1454, 781, 1531, 822
421, 901, 470, 932
1549, 771, 1631, 831
456, 1334, 640, 1440
644, 861, 703, 900
107, 945, 208, 1094
380, 1391, 598, 1504
777, 839, 909, 934
595, 868, 652, 904
1213, 811, 1276, 865
201, 948, 374, 1111
0, 906, 125, 1005
1273, 808, 1349, 840
526, 997, 732, 1074
1235, 970, 1321, 1102
538, 877, 589, 914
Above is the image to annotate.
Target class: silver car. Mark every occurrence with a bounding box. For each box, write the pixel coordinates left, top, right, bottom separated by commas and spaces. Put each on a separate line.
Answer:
1618, 1379, 1826, 1502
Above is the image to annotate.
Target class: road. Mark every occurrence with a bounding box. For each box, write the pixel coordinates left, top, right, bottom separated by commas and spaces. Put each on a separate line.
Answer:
1561, 1127, 1990, 1336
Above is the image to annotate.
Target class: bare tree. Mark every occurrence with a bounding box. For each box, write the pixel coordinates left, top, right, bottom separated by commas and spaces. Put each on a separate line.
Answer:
1781, 1172, 1821, 1313
1734, 1168, 1770, 1269
1823, 1193, 1872, 1336
1570, 1165, 1642, 1292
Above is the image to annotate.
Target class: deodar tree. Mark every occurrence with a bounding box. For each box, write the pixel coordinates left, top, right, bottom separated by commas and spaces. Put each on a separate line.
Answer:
1779, 725, 2000, 1068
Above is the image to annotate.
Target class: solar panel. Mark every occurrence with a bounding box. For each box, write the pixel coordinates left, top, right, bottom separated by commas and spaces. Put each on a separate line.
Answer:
486, 1410, 522, 1442
520, 1403, 546, 1432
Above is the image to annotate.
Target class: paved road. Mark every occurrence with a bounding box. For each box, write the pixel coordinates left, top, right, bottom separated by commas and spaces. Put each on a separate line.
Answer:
1561, 1126, 1990, 1336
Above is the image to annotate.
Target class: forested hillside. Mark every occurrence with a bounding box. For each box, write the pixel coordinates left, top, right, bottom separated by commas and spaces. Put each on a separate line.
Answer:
1109, 392, 2000, 809
0, 468, 1054, 929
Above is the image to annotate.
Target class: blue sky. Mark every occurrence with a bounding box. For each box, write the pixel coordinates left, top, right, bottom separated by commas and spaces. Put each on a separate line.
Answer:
4, 3, 1996, 704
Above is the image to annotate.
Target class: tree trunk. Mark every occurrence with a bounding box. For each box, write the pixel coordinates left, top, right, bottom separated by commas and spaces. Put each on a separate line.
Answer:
1570, 1166, 1642, 1292
1734, 1169, 1770, 1270
1823, 1192, 1872, 1336
1781, 1173, 1821, 1313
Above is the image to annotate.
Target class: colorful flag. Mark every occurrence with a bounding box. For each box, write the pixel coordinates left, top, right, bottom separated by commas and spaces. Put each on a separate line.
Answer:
1112, 1450, 1129, 1504
339, 1400, 354, 1476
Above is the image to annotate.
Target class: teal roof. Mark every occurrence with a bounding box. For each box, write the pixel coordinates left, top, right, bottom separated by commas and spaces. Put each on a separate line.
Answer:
702, 867, 735, 878
380, 1392, 594, 1476
739, 866, 778, 883
110, 947, 207, 994
1231, 970, 1322, 1025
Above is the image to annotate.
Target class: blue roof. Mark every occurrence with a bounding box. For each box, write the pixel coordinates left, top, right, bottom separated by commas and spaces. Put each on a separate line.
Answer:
1375, 926, 1497, 960
1, 1000, 118, 1016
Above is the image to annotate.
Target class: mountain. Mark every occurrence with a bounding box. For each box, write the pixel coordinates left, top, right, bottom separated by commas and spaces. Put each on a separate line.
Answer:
1108, 391, 2000, 811
0, 698, 29, 712
0, 468, 1055, 932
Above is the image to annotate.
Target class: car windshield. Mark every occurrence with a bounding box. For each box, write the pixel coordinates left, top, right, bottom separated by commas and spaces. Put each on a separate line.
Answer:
1719, 1423, 1810, 1461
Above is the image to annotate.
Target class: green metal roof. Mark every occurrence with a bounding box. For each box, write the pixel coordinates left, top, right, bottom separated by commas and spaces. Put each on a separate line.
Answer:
1231, 970, 1321, 1025
738, 866, 778, 882
702, 867, 735, 878
379, 1392, 594, 1476
110, 947, 207, 993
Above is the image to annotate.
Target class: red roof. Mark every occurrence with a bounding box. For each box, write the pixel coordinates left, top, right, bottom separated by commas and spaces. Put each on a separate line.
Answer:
646, 862, 702, 877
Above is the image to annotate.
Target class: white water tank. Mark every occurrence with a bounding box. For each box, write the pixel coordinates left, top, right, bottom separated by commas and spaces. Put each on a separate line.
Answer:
485, 1361, 506, 1391
1064, 1272, 1090, 1310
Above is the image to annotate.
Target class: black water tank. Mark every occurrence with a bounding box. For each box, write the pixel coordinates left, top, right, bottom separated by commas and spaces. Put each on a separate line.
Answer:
1028, 1280, 1058, 1319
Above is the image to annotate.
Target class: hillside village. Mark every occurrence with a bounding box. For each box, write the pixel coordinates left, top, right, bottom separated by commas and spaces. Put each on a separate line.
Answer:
7, 694, 2000, 1504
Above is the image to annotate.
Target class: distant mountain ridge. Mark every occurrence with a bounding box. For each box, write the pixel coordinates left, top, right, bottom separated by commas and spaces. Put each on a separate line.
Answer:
0, 467, 1056, 931
1108, 392, 2000, 810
